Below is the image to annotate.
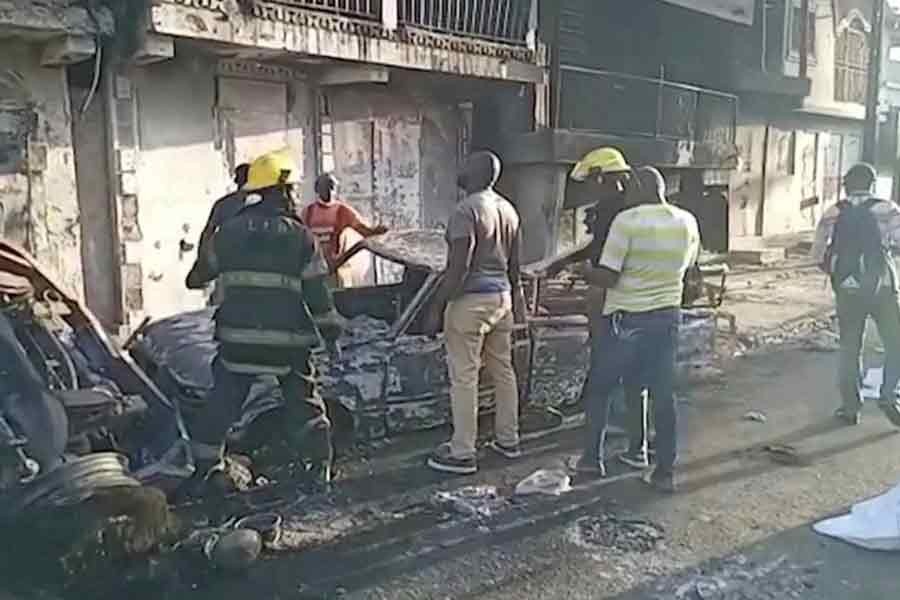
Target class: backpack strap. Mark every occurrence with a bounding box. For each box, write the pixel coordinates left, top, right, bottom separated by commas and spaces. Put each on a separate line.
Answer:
862, 197, 881, 210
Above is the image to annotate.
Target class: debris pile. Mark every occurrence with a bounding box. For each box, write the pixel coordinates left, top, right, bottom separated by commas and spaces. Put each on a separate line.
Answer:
431, 486, 507, 519
732, 315, 836, 356
801, 329, 840, 352
570, 514, 665, 554
652, 554, 818, 600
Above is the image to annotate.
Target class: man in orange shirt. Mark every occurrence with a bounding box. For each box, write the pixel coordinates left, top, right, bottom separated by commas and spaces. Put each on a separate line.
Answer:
300, 173, 387, 287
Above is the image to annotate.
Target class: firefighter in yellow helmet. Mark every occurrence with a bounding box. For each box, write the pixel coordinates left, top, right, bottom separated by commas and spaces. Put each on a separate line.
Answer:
542, 147, 633, 276
569, 146, 632, 183
187, 148, 344, 492
538, 148, 652, 469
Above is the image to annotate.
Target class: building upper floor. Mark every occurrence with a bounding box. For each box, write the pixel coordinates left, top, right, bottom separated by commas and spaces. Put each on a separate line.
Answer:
546, 1, 879, 151
148, 0, 544, 83
0, 1, 545, 86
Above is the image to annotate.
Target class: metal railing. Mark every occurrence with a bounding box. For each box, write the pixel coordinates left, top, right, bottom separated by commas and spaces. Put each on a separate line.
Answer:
275, 0, 381, 20
398, 0, 532, 45
835, 64, 867, 104
272, 0, 533, 46
558, 66, 738, 145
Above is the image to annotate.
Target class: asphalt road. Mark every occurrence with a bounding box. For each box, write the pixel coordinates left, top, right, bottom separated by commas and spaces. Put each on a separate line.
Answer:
124, 343, 893, 600
340, 347, 900, 600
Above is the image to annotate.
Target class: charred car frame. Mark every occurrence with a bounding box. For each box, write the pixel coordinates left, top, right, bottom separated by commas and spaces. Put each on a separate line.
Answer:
131, 230, 724, 450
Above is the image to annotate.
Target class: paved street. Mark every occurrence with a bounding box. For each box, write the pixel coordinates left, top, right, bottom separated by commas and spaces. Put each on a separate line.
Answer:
155, 340, 900, 600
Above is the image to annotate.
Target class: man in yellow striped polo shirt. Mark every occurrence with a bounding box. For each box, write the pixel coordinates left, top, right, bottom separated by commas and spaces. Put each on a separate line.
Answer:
576, 166, 700, 493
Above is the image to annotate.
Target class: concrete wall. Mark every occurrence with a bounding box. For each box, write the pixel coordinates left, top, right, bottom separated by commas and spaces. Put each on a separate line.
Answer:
0, 41, 82, 297
115, 52, 465, 320
129, 52, 229, 321
731, 109, 861, 240
117, 49, 317, 322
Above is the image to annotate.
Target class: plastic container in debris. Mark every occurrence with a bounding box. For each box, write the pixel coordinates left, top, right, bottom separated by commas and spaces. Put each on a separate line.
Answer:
515, 469, 572, 497
205, 529, 263, 571
235, 512, 283, 546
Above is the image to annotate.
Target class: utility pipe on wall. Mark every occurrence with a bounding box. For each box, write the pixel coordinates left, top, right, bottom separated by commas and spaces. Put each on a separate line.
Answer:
799, 0, 810, 79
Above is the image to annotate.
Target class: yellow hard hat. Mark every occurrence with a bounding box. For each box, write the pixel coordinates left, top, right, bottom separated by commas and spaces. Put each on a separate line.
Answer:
244, 148, 301, 191
570, 147, 631, 182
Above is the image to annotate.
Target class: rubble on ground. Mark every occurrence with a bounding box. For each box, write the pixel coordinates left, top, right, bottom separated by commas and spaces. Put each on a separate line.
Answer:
801, 329, 840, 352
651, 554, 818, 600
431, 486, 507, 519
0, 485, 174, 590
568, 513, 666, 555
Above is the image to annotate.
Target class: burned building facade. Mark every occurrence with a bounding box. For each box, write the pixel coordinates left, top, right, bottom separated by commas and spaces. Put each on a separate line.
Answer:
1, 0, 544, 332
0, 2, 115, 306
504, 0, 876, 256
3, 0, 884, 329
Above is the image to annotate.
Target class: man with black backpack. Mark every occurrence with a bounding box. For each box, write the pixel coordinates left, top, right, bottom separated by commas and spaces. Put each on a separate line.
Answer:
811, 163, 900, 427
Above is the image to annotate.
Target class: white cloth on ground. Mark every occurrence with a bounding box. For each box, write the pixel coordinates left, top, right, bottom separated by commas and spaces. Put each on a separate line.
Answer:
813, 481, 900, 551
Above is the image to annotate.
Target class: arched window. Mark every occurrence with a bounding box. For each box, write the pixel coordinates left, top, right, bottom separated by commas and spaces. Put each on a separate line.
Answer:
835, 15, 870, 104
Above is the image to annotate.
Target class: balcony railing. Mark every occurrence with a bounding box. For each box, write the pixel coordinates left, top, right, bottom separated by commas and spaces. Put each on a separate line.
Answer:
276, 0, 382, 20
398, 0, 532, 45
275, 0, 532, 45
558, 66, 738, 146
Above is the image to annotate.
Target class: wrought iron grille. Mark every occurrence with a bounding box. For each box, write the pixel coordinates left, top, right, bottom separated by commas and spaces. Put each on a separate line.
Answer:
558, 66, 737, 144
398, 0, 532, 45
835, 26, 869, 104
276, 0, 381, 20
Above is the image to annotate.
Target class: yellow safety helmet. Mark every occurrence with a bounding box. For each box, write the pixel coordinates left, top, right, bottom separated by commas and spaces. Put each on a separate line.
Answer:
569, 147, 631, 182
244, 148, 301, 191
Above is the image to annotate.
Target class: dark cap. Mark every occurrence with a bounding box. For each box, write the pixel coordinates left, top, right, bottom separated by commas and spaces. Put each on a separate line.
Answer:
459, 151, 501, 193
844, 163, 876, 192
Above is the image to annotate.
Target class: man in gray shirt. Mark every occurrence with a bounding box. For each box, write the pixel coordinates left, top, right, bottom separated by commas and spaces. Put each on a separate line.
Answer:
424, 151, 526, 475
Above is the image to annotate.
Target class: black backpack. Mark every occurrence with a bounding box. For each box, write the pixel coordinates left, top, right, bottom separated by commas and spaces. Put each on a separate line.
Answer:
825, 197, 890, 299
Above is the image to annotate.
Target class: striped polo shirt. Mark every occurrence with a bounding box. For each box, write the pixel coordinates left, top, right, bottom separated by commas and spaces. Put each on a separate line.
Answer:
597, 203, 701, 315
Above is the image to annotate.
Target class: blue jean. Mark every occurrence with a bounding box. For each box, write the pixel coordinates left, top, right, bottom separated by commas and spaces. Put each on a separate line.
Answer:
582, 308, 681, 474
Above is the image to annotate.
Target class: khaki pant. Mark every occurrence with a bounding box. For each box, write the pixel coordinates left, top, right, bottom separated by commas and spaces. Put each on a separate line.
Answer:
444, 292, 519, 459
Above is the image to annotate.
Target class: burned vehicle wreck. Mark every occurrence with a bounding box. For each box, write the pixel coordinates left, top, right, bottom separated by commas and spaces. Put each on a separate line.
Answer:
0, 242, 193, 514
132, 230, 724, 452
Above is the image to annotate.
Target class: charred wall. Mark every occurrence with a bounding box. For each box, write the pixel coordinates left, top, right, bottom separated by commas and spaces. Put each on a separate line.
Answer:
321, 82, 465, 231
116, 49, 318, 323
0, 41, 82, 297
